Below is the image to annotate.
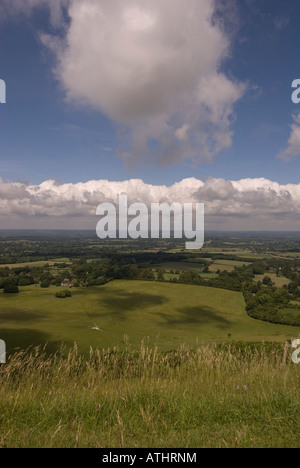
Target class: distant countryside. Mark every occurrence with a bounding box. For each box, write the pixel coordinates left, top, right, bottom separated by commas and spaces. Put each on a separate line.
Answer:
1, 230, 300, 448
1, 230, 300, 354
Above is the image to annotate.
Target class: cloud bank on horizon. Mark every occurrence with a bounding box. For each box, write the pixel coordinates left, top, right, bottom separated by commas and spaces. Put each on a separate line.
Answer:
1, 177, 300, 231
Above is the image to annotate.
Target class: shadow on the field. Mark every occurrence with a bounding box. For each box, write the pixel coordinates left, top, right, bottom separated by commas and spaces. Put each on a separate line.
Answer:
0, 329, 72, 358
94, 288, 169, 320
159, 306, 231, 329
0, 309, 45, 322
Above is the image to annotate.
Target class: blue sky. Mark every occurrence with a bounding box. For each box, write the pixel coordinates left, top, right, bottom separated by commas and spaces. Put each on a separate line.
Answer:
0, 0, 299, 185
1, 0, 300, 230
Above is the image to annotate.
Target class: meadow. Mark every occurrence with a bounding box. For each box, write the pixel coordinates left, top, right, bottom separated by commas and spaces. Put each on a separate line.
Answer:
255, 273, 290, 288
2, 231, 300, 448
1, 342, 300, 448
1, 280, 300, 357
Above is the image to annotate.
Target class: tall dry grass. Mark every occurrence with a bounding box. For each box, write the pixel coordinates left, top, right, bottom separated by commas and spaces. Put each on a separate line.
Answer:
0, 340, 300, 448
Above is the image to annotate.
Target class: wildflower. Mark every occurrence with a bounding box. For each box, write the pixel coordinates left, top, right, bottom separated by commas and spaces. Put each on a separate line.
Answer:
243, 385, 248, 391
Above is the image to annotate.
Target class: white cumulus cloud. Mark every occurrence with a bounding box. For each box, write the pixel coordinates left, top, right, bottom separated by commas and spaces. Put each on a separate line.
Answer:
35, 0, 246, 166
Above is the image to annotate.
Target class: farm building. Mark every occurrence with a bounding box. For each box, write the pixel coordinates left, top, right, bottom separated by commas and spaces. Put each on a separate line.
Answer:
61, 278, 74, 288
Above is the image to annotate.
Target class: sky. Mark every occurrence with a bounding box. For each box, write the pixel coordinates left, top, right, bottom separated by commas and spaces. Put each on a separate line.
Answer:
1, 0, 300, 231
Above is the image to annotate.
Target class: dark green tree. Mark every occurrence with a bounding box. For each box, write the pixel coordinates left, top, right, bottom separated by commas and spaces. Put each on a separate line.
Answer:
3, 280, 19, 294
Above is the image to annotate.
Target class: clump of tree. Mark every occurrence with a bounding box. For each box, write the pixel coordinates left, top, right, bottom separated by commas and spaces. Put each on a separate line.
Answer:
156, 269, 165, 282
244, 287, 298, 325
178, 271, 202, 285
40, 280, 51, 288
55, 290, 72, 299
3, 280, 19, 294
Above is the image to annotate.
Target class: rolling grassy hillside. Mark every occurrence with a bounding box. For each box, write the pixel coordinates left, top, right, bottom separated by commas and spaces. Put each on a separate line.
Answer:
1, 280, 300, 357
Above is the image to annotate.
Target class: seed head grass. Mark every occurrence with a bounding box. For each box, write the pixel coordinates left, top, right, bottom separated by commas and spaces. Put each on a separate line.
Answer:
0, 341, 300, 448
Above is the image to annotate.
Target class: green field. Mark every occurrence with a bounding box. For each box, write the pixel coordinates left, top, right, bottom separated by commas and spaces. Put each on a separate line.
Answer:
0, 258, 72, 268
209, 259, 252, 273
1, 280, 300, 357
156, 261, 205, 272
255, 273, 290, 288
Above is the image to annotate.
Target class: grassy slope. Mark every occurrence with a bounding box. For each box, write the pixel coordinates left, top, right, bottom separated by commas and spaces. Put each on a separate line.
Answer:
1, 280, 300, 356
1, 344, 300, 448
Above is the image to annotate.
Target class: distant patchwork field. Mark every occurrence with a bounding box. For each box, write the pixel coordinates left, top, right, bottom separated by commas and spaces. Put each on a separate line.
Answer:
209, 259, 252, 273
0, 258, 72, 268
